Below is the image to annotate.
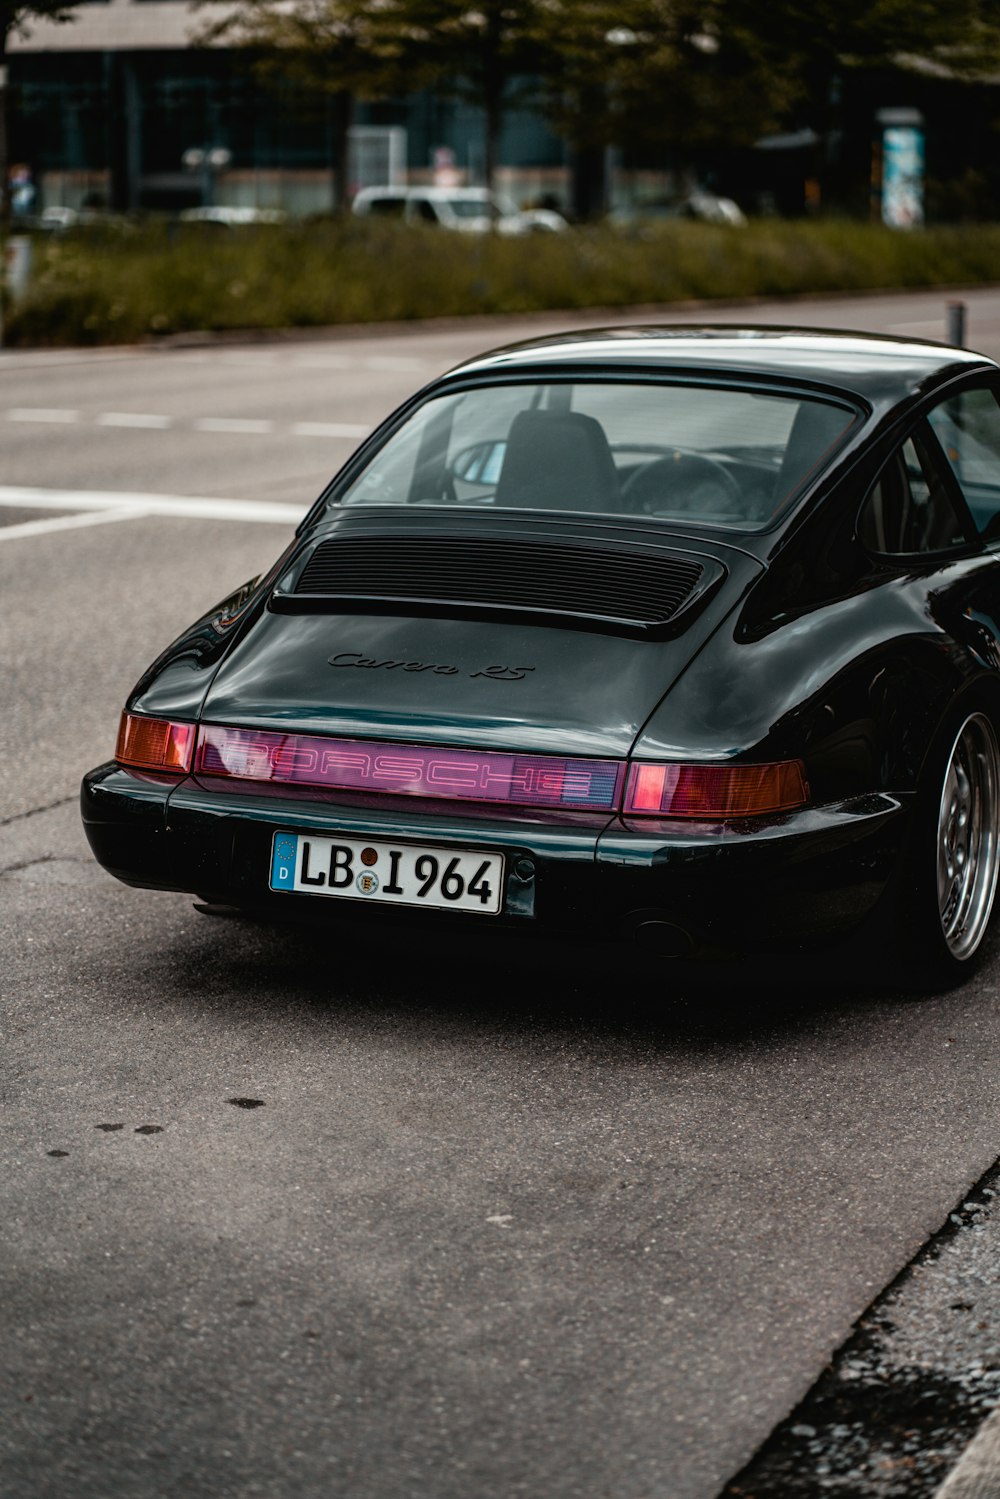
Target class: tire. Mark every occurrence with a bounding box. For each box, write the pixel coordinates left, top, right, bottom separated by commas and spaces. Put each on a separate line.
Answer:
897, 702, 1000, 987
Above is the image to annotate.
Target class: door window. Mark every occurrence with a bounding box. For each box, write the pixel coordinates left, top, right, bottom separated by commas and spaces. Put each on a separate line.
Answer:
927, 386, 1000, 541
859, 428, 968, 555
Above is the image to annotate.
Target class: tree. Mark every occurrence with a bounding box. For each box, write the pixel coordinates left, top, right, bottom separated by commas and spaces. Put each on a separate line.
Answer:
367, 0, 544, 190
531, 0, 800, 216
199, 0, 547, 201
193, 0, 405, 212
197, 0, 1000, 219
1, 0, 84, 226
734, 0, 1000, 206
531, 0, 1000, 216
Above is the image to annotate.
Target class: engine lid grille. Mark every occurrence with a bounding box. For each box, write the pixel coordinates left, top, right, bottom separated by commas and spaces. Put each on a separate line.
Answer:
286, 535, 715, 632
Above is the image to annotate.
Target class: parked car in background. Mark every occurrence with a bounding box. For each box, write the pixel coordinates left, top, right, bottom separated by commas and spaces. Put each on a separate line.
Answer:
352, 186, 567, 234
178, 207, 288, 228
31, 205, 131, 234
609, 192, 747, 229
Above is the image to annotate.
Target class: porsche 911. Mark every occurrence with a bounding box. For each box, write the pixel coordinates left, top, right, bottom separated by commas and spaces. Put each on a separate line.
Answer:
82, 327, 1000, 983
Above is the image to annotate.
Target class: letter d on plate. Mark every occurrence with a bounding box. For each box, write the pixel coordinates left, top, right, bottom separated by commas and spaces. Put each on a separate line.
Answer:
271, 833, 298, 888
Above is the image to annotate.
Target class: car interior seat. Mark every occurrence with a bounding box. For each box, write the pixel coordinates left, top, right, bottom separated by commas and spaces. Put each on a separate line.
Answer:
494, 409, 620, 512
774, 400, 851, 503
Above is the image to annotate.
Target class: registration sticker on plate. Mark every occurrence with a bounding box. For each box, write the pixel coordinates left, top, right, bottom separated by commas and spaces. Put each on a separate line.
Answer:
269, 831, 505, 916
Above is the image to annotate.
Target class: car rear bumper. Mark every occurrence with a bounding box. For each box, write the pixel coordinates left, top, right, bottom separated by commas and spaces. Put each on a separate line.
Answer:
81, 765, 908, 956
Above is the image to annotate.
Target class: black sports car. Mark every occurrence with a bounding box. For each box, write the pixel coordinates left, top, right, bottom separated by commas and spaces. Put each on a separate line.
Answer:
82, 326, 1000, 981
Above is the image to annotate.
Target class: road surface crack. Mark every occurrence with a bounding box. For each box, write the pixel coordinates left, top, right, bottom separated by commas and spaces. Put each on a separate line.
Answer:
0, 795, 76, 829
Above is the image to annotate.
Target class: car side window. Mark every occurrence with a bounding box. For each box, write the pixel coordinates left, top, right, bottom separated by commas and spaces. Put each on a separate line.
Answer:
927, 386, 1000, 542
413, 198, 439, 224
366, 196, 406, 218
859, 427, 968, 556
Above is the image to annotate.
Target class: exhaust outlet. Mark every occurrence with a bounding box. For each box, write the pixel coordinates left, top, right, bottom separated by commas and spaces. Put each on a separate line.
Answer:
629, 914, 692, 957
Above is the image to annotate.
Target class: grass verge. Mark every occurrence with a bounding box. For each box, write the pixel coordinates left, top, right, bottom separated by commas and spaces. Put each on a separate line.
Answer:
6, 217, 1000, 347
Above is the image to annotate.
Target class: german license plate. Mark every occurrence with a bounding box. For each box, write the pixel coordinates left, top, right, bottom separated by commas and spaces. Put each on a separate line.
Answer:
269, 831, 504, 916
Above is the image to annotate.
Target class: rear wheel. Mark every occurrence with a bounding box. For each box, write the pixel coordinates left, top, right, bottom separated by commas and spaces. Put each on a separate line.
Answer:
900, 707, 1000, 985
936, 713, 1000, 961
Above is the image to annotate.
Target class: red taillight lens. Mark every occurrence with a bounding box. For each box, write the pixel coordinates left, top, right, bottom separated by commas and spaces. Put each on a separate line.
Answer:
115, 713, 196, 774
197, 725, 624, 812
624, 760, 808, 819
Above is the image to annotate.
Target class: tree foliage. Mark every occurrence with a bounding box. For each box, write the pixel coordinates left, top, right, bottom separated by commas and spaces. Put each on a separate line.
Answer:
190, 0, 1000, 215
534, 0, 797, 157
1, 0, 80, 45
366, 0, 544, 186
193, 0, 408, 209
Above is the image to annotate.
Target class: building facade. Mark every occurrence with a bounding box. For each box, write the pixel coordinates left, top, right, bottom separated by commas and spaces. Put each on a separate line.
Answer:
10, 1, 570, 216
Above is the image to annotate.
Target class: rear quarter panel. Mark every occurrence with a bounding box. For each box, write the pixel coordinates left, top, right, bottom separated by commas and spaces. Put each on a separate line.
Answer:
632, 549, 1000, 804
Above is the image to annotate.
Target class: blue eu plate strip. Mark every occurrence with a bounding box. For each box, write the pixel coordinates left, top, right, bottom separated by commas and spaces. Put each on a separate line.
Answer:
270, 833, 298, 891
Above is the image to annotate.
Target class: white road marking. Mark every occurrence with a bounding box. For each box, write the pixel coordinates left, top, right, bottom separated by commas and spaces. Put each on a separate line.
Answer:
194, 416, 276, 434
6, 408, 81, 423
0, 486, 305, 534
292, 421, 371, 439
934, 1403, 1000, 1496
180, 351, 427, 372
3, 408, 370, 439
97, 412, 174, 429
0, 507, 153, 543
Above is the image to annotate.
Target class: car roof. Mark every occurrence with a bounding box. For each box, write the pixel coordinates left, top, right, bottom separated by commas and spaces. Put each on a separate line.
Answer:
442, 325, 995, 406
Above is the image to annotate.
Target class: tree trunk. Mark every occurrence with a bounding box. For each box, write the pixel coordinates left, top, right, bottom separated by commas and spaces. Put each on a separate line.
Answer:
482, 18, 503, 193
484, 92, 500, 192
329, 88, 353, 213
0, 32, 10, 231
569, 143, 606, 222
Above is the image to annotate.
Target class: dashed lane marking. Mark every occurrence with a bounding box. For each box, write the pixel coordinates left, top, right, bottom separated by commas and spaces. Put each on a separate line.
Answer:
193, 416, 276, 434
0, 486, 305, 541
97, 412, 173, 429
291, 421, 372, 438
6, 408, 81, 423
4, 409, 371, 439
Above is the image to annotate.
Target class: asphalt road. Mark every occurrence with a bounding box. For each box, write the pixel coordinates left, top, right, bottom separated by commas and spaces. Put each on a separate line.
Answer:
4, 288, 1000, 1499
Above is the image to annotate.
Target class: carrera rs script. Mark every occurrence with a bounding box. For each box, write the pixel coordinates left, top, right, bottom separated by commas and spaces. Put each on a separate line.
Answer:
329, 652, 535, 681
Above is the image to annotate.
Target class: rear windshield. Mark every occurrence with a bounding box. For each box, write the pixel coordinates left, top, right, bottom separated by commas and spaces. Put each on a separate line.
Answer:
333, 380, 857, 531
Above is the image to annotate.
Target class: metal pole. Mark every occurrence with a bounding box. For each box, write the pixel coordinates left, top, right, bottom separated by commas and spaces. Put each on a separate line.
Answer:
0, 62, 8, 351
947, 300, 967, 348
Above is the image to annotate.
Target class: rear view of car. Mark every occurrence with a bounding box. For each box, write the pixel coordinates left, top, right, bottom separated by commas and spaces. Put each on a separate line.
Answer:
82, 327, 1000, 982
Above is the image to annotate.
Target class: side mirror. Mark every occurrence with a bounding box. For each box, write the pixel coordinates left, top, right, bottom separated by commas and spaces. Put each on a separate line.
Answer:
450, 440, 507, 485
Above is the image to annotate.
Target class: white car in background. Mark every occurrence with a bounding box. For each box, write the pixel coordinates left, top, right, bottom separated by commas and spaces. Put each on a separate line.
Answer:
178, 207, 288, 227
352, 186, 567, 234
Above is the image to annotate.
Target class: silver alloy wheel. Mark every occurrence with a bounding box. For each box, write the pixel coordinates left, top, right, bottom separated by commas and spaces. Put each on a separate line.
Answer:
936, 712, 1000, 961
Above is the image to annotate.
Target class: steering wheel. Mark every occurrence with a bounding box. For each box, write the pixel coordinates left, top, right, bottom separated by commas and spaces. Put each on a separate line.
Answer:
621, 450, 742, 517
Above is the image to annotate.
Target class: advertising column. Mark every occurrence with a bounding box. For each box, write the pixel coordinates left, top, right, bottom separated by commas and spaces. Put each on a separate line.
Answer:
877, 107, 925, 229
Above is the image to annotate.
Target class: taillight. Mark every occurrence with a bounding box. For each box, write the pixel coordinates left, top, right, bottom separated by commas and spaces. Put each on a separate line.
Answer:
115, 713, 196, 774
624, 760, 808, 818
196, 725, 624, 812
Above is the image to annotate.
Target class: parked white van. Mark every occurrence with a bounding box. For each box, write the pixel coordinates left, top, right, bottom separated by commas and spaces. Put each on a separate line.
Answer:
352, 186, 566, 235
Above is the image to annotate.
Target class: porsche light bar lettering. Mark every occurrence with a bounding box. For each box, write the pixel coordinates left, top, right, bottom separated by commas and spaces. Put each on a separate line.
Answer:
197, 726, 624, 812
196, 727, 807, 819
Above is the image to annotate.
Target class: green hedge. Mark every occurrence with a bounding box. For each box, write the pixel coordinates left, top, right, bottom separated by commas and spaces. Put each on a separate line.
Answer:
7, 217, 1000, 347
